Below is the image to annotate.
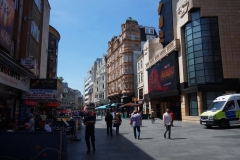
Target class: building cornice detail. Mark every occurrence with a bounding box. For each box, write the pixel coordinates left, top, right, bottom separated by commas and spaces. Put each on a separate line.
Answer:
145, 39, 180, 70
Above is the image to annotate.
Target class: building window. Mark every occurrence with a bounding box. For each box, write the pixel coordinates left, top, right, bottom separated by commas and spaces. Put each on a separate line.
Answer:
138, 74, 140, 83
124, 55, 128, 62
125, 66, 128, 74
202, 92, 223, 111
135, 44, 139, 51
188, 93, 198, 116
131, 34, 135, 40
128, 55, 132, 62
140, 72, 143, 82
125, 85, 128, 89
31, 21, 39, 42
140, 61, 142, 69
102, 84, 104, 89
14, 0, 19, 11
34, 0, 41, 11
184, 9, 223, 86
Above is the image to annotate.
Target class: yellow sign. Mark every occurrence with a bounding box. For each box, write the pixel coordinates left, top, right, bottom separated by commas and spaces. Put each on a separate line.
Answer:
158, 2, 164, 43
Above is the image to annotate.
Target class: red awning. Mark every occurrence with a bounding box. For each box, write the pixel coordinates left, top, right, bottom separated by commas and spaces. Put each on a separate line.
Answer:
57, 110, 69, 113
45, 102, 60, 107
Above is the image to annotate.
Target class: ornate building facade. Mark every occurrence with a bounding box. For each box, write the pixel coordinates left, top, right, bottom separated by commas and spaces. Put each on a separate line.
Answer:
107, 17, 157, 104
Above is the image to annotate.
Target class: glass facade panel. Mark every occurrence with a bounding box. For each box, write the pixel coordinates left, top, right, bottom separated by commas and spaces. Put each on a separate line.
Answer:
202, 92, 224, 111
195, 51, 203, 57
197, 77, 205, 83
192, 19, 200, 26
195, 57, 203, 64
184, 9, 223, 86
195, 64, 204, 70
189, 93, 198, 116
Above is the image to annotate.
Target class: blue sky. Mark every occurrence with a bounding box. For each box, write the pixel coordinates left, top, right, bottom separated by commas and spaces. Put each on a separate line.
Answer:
48, 0, 159, 93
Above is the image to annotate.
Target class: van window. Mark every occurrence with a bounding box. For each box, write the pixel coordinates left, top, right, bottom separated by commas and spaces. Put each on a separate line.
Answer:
237, 100, 240, 108
224, 100, 235, 111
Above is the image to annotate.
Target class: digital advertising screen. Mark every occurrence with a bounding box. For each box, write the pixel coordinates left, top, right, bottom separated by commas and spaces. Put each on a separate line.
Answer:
148, 52, 178, 94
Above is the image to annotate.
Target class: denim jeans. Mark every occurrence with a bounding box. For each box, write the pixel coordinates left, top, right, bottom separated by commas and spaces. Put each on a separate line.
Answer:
133, 126, 140, 138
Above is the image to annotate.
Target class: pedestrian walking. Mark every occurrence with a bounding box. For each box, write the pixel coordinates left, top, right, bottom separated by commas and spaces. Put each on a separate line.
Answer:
130, 110, 142, 140
150, 109, 156, 124
28, 113, 35, 131
114, 113, 122, 135
105, 111, 113, 136
163, 108, 172, 139
83, 110, 96, 153
170, 110, 175, 127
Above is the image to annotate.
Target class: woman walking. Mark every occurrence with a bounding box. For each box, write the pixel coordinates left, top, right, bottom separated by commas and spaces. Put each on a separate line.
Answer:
115, 113, 122, 135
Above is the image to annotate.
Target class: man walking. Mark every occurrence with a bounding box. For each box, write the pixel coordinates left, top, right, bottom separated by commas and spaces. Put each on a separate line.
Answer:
150, 109, 156, 124
163, 108, 172, 139
84, 110, 96, 153
130, 110, 142, 140
105, 111, 113, 136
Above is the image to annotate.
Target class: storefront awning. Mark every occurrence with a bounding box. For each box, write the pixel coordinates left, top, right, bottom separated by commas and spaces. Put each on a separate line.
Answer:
45, 102, 60, 107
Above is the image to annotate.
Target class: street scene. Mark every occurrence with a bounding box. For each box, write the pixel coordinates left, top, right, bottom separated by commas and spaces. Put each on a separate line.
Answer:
68, 117, 240, 160
0, 0, 240, 160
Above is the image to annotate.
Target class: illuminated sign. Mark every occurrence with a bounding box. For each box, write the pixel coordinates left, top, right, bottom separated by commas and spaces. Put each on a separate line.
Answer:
148, 52, 178, 93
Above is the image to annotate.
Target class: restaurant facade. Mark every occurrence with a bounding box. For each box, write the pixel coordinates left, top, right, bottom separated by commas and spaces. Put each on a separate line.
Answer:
145, 0, 240, 122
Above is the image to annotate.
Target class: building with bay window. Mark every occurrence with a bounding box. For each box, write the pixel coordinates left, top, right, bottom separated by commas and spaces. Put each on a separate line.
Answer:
107, 17, 157, 106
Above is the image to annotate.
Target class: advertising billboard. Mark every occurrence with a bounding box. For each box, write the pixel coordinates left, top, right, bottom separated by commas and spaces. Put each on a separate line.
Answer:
0, 0, 15, 52
30, 79, 57, 89
148, 52, 178, 94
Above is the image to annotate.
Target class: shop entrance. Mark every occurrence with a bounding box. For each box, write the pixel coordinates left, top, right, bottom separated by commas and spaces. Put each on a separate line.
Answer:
156, 104, 161, 118
160, 96, 181, 120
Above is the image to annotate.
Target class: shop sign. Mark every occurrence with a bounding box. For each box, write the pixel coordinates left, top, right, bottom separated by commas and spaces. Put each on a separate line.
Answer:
30, 79, 57, 89
24, 100, 38, 106
22, 89, 58, 100
21, 57, 35, 69
148, 52, 178, 93
0, 63, 30, 92
0, 0, 15, 53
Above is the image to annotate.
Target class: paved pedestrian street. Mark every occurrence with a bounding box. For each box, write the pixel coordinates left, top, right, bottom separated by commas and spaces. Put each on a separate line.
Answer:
68, 117, 240, 160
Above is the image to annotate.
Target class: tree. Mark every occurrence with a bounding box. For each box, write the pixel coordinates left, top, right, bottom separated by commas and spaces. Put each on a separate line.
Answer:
58, 76, 64, 82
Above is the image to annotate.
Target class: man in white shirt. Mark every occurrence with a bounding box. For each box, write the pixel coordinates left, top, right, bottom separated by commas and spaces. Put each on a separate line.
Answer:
163, 108, 172, 139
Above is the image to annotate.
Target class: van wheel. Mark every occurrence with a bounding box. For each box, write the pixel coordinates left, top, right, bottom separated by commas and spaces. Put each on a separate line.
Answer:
219, 120, 229, 129
206, 125, 212, 129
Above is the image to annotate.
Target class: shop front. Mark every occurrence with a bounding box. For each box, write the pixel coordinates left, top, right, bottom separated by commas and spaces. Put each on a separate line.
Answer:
147, 51, 181, 119
0, 52, 35, 130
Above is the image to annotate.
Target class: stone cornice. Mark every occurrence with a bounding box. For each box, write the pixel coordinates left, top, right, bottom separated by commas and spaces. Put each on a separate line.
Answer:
145, 39, 180, 70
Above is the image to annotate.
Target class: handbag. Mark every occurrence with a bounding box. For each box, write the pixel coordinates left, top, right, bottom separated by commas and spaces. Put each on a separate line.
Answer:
113, 121, 117, 127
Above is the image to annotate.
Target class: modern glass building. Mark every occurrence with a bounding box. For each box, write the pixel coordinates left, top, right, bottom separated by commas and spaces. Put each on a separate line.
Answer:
145, 0, 240, 122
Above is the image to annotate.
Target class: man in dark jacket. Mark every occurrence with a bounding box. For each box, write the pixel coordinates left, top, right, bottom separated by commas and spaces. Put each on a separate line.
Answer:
84, 110, 96, 153
105, 111, 113, 136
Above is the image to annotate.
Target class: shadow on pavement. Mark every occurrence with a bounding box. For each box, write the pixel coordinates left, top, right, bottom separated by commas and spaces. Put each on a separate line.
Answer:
68, 127, 155, 160
170, 138, 187, 140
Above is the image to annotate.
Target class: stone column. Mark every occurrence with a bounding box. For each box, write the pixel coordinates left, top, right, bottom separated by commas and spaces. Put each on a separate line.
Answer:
181, 94, 189, 120
197, 92, 203, 115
